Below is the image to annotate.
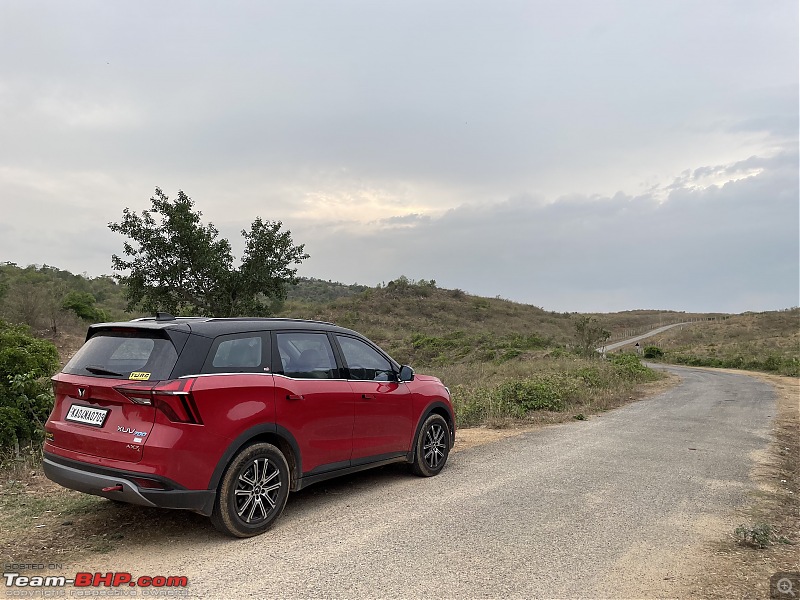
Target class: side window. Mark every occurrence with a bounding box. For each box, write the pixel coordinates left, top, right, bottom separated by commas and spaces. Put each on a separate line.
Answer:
336, 335, 395, 382
202, 334, 266, 374
276, 332, 338, 379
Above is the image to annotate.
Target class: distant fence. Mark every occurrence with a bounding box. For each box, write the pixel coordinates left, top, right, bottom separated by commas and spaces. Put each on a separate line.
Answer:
606, 316, 730, 343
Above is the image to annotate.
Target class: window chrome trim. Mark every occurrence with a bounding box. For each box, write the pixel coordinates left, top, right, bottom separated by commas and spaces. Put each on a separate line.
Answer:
180, 372, 403, 383
180, 372, 275, 379
272, 373, 349, 382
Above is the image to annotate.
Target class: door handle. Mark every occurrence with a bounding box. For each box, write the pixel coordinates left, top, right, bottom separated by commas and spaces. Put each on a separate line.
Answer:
286, 394, 304, 401
361, 394, 375, 400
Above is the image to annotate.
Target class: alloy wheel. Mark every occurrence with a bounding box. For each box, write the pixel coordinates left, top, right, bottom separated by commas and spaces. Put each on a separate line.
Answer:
234, 458, 282, 524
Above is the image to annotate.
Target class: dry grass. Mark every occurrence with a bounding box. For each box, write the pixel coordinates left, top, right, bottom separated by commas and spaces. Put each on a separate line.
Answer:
280, 284, 717, 364
647, 309, 800, 376
430, 353, 663, 428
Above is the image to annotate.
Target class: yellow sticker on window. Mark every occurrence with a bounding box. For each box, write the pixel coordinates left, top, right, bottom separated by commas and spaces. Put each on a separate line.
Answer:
129, 372, 151, 381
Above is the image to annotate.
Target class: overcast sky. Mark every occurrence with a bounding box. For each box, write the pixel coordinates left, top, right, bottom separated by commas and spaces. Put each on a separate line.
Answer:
1, 1, 797, 312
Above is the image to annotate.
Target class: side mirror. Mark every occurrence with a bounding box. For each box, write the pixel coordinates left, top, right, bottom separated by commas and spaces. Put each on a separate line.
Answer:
398, 365, 415, 382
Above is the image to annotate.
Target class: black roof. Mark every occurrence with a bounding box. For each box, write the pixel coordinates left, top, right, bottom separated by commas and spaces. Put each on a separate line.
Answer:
88, 316, 361, 339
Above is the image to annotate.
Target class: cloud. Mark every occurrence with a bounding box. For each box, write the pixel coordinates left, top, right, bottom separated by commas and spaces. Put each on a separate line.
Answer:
298, 151, 799, 312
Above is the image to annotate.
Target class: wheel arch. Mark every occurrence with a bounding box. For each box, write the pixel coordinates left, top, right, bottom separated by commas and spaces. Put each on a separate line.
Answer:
208, 424, 303, 493
408, 401, 456, 462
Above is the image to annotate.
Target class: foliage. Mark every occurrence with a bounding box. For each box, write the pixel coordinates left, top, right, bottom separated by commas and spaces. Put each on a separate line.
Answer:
287, 278, 368, 303
0, 263, 129, 332
574, 315, 610, 356
62, 291, 110, 322
407, 330, 554, 365
609, 352, 658, 382
496, 375, 571, 411
670, 353, 799, 377
382, 276, 438, 297
445, 355, 660, 427
0, 320, 60, 449
643, 345, 664, 359
645, 309, 799, 377
734, 523, 773, 549
109, 188, 309, 317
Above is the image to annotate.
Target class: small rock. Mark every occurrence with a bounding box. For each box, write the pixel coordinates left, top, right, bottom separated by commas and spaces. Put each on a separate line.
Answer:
61, 520, 73, 526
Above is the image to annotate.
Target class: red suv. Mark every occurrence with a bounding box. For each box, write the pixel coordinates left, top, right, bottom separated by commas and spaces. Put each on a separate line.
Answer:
44, 315, 455, 537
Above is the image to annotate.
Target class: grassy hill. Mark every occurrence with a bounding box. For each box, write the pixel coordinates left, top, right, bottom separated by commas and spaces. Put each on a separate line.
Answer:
641, 309, 799, 376
279, 277, 709, 365
3, 265, 796, 428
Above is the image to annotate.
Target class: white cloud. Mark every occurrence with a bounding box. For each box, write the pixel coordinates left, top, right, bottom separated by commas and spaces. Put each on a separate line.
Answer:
297, 151, 799, 312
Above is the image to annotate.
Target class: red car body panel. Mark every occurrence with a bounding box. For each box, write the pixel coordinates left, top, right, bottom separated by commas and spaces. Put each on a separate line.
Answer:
273, 376, 355, 472
43, 318, 455, 519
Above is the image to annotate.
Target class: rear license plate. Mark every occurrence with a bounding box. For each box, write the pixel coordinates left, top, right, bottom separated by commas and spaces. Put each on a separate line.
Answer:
65, 404, 109, 427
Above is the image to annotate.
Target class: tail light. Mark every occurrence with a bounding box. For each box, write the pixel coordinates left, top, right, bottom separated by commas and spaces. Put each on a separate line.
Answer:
115, 379, 202, 424
52, 380, 72, 396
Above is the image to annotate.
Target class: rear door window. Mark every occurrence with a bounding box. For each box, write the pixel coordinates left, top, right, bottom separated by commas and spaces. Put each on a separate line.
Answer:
62, 331, 179, 381
276, 332, 339, 379
202, 333, 270, 374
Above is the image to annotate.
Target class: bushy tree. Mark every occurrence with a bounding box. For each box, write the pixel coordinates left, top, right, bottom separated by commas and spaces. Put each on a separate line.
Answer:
574, 315, 610, 357
643, 345, 664, 359
61, 291, 109, 322
109, 188, 309, 317
2, 272, 68, 334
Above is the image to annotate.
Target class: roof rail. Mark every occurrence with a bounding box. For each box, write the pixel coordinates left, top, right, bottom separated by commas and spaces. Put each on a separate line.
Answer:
205, 317, 335, 326
129, 315, 208, 322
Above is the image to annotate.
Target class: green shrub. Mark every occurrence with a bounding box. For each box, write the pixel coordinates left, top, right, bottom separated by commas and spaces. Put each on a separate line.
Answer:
763, 355, 782, 372
574, 366, 603, 388
670, 352, 799, 377
609, 352, 657, 382
450, 385, 524, 427
61, 291, 110, 322
0, 320, 60, 449
643, 346, 663, 359
496, 376, 570, 411
496, 348, 523, 363
734, 523, 773, 549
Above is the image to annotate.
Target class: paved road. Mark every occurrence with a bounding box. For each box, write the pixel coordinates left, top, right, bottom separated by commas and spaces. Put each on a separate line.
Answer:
90, 365, 775, 599
599, 322, 690, 353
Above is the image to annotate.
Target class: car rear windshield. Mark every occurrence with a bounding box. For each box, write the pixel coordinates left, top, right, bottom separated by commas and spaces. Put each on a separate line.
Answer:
62, 330, 179, 381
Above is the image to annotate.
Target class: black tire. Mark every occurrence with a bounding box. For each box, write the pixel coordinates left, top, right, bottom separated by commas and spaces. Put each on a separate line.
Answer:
411, 414, 450, 477
210, 442, 290, 538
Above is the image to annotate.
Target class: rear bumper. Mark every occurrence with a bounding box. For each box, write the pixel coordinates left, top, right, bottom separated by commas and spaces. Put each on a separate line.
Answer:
43, 453, 215, 516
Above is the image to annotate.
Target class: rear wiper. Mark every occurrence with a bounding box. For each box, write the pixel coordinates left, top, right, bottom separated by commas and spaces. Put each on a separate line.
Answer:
84, 365, 123, 376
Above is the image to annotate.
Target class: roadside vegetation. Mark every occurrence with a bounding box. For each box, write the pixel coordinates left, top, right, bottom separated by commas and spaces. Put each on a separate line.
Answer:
446, 352, 659, 426
641, 309, 799, 376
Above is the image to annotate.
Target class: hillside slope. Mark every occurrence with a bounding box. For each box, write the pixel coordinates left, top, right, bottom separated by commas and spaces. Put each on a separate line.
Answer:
280, 277, 706, 366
